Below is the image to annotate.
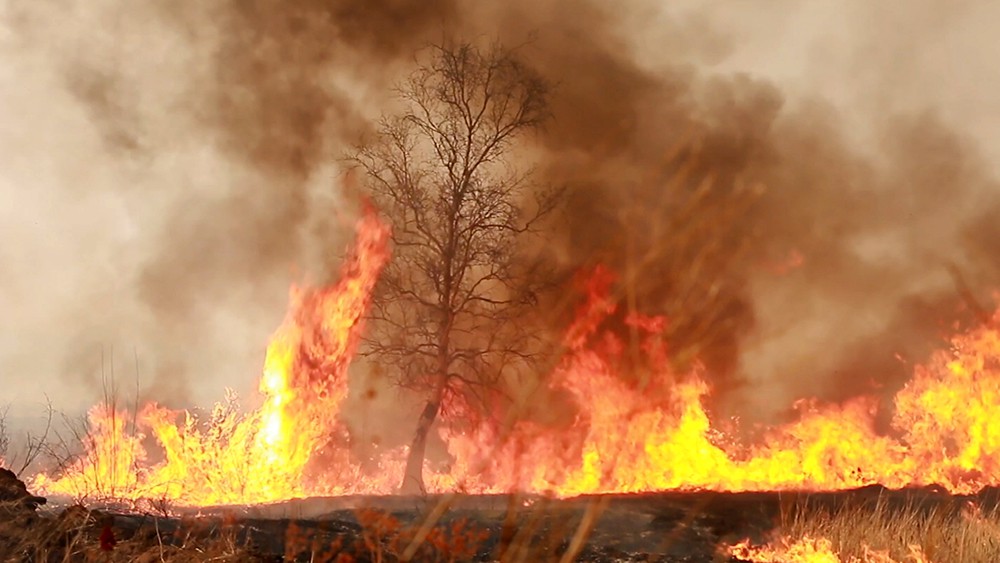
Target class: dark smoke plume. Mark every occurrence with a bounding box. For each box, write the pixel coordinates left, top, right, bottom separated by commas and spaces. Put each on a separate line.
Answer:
2, 0, 999, 433
461, 1, 1000, 424
0, 0, 459, 417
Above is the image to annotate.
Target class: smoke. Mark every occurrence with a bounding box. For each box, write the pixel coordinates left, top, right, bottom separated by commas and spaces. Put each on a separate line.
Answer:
2, 0, 999, 435
0, 0, 455, 420
463, 0, 1000, 422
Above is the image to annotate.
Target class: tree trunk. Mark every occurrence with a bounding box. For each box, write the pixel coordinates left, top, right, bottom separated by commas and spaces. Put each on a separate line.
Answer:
400, 397, 441, 495
401, 278, 452, 494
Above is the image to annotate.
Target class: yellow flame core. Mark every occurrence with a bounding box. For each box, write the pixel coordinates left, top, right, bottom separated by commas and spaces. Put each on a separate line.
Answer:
28, 221, 1000, 506
439, 274, 1000, 497
34, 210, 391, 505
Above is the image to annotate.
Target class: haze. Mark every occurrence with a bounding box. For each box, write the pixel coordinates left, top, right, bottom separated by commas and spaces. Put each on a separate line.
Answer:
2, 0, 999, 441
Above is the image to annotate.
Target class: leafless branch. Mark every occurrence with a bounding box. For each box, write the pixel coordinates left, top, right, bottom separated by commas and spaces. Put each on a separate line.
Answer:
349, 41, 559, 492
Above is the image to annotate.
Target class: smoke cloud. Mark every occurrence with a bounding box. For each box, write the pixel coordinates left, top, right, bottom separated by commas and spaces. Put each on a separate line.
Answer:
474, 0, 1000, 423
2, 0, 999, 437
0, 0, 455, 421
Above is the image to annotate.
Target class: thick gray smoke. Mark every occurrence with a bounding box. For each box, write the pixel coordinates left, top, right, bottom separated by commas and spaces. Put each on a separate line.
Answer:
2, 0, 999, 436
446, 2, 1000, 426
0, 0, 455, 423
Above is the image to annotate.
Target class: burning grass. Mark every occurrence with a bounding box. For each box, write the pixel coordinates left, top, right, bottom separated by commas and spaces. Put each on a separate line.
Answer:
8, 207, 1000, 562
0, 490, 490, 562
729, 497, 1000, 562
21, 209, 1000, 509
12, 453, 1000, 562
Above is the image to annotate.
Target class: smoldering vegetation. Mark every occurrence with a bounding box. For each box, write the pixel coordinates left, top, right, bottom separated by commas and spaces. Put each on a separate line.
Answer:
2, 0, 1000, 441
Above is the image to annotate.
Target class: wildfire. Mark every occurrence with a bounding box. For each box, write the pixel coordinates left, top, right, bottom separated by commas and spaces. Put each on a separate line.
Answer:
33, 209, 392, 505
441, 270, 1000, 496
727, 537, 930, 563
28, 208, 1000, 506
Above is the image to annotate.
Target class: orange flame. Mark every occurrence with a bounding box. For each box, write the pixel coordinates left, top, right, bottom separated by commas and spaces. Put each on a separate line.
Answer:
432, 270, 1000, 496
29, 218, 1000, 506
34, 209, 391, 505
727, 537, 931, 563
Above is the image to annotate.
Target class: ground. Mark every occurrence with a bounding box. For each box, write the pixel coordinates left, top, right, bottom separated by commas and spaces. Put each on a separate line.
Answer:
7, 475, 997, 562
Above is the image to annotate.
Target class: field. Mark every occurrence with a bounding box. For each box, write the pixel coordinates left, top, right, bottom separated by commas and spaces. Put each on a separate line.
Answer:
7, 464, 1000, 563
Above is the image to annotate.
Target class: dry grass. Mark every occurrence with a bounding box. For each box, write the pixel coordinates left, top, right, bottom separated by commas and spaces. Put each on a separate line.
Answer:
0, 501, 260, 562
772, 497, 1000, 562
0, 497, 492, 562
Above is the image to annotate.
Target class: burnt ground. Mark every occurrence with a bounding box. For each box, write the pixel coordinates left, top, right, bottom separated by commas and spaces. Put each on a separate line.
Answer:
41, 485, 1000, 562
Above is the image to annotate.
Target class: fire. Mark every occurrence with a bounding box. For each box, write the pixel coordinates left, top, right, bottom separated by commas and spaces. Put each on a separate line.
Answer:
727, 537, 931, 563
438, 271, 1000, 496
27, 208, 1000, 506
34, 209, 392, 505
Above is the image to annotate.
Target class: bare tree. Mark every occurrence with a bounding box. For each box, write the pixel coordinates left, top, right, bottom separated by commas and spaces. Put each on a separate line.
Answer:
0, 400, 55, 477
352, 42, 555, 493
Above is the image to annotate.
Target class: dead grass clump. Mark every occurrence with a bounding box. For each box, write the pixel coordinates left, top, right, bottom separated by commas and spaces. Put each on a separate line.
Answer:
775, 498, 1000, 562
0, 501, 265, 562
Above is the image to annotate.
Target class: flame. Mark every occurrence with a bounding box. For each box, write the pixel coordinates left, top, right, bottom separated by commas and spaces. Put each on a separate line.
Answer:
35, 209, 391, 505
432, 270, 1000, 496
727, 537, 931, 563
28, 217, 1000, 506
